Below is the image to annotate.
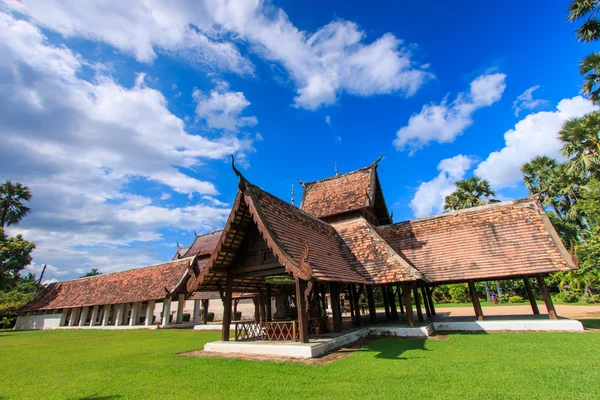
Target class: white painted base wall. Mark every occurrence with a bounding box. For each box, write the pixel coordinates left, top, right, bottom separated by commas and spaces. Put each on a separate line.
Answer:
14, 314, 62, 330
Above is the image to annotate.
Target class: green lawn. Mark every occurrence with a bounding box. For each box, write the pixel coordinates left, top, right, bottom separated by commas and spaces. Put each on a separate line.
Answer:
1, 329, 599, 399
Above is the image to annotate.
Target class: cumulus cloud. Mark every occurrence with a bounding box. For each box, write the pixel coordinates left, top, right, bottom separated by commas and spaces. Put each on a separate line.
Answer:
475, 96, 597, 188
193, 87, 258, 131
0, 12, 246, 280
512, 85, 549, 116
5, 0, 432, 110
394, 73, 506, 154
410, 155, 476, 217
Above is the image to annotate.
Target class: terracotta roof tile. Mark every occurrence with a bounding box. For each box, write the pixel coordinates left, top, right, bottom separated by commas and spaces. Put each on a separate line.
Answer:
332, 218, 425, 284
377, 198, 576, 283
300, 167, 374, 218
21, 258, 193, 311
181, 230, 223, 258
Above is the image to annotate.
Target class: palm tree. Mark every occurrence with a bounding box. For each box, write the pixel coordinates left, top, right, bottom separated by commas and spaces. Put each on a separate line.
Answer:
81, 268, 102, 278
443, 177, 496, 211
560, 112, 600, 177
0, 181, 32, 229
568, 0, 600, 103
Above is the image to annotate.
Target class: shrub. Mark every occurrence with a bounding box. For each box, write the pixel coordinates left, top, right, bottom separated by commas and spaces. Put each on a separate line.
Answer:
508, 295, 523, 303
233, 311, 242, 321
555, 291, 581, 303
581, 294, 599, 304
498, 294, 510, 303
207, 312, 215, 322
449, 285, 468, 303
182, 313, 191, 322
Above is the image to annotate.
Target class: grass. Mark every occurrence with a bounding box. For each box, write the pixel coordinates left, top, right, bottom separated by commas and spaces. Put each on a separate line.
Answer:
1, 329, 599, 399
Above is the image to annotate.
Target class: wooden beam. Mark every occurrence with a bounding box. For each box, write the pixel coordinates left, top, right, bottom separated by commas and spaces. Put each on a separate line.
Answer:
202, 300, 209, 324
382, 285, 390, 320
351, 283, 361, 327
421, 287, 432, 318
388, 285, 399, 319
296, 278, 309, 343
265, 284, 272, 322
412, 283, 424, 322
221, 272, 233, 341
232, 267, 287, 278
523, 278, 540, 315
536, 275, 558, 320
330, 283, 342, 333
426, 287, 436, 316
366, 285, 377, 324
396, 284, 404, 314
468, 281, 484, 321
402, 282, 415, 326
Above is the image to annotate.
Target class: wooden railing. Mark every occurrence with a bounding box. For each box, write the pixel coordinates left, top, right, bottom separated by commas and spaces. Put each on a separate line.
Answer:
234, 321, 298, 342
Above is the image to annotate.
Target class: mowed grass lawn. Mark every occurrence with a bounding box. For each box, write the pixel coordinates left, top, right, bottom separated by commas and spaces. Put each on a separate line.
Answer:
1, 329, 599, 399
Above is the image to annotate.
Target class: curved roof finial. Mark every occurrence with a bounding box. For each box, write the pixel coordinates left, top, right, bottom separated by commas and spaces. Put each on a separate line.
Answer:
231, 154, 247, 191
370, 153, 383, 168
296, 178, 306, 188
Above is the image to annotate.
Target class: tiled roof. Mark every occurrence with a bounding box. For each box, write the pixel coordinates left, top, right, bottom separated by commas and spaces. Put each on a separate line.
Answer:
244, 182, 368, 283
332, 217, 425, 284
181, 230, 223, 258
377, 197, 577, 283
300, 166, 374, 218
172, 246, 190, 260
21, 258, 193, 312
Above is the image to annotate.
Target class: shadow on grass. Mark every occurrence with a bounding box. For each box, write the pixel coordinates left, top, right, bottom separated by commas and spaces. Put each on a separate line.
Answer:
362, 337, 429, 360
579, 319, 600, 329
77, 395, 122, 400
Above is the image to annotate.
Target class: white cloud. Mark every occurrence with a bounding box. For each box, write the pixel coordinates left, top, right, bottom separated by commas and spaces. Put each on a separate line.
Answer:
6, 0, 432, 110
410, 155, 475, 217
512, 85, 549, 116
475, 96, 597, 188
394, 73, 506, 154
325, 115, 331, 125
193, 87, 258, 131
0, 12, 243, 280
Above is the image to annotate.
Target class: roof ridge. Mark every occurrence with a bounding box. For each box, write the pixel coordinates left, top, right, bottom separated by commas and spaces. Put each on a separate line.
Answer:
379, 196, 537, 228
300, 164, 374, 188
53, 257, 194, 284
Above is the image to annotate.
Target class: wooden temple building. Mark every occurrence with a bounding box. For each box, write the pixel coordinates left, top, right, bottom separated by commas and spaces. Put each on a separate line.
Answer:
18, 156, 576, 341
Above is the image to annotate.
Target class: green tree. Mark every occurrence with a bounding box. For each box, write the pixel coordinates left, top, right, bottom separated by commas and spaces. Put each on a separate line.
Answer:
443, 176, 496, 211
560, 112, 600, 177
81, 268, 102, 278
568, 0, 600, 103
0, 228, 36, 291
0, 181, 32, 229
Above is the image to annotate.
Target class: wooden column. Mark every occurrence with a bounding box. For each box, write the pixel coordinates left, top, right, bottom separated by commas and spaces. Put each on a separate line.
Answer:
536, 275, 558, 320
524, 278, 540, 315
233, 299, 239, 321
402, 283, 415, 326
221, 272, 233, 341
348, 286, 356, 322
468, 281, 484, 321
426, 287, 436, 316
382, 285, 390, 320
396, 284, 404, 314
260, 293, 267, 323
295, 278, 309, 343
202, 299, 209, 324
388, 286, 399, 319
366, 285, 377, 324
252, 297, 260, 323
412, 283, 424, 322
330, 283, 342, 333
265, 284, 272, 322
421, 287, 432, 318
351, 284, 361, 326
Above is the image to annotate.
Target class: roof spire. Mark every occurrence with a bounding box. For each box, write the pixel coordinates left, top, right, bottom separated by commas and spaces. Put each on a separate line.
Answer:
231, 154, 247, 191
370, 153, 383, 168
291, 184, 295, 206
177, 240, 180, 248
334, 162, 339, 176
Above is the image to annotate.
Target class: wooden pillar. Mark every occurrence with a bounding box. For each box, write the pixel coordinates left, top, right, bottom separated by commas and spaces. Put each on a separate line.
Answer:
320, 285, 327, 314
524, 278, 540, 315
202, 299, 209, 324
402, 283, 415, 326
427, 287, 436, 316
192, 299, 201, 324
536, 275, 558, 320
176, 293, 185, 323
347, 285, 356, 322
351, 284, 361, 326
388, 286, 399, 319
396, 284, 404, 314
295, 278, 309, 343
145, 301, 155, 326
330, 283, 342, 333
252, 297, 260, 323
421, 287, 432, 318
412, 283, 424, 322
382, 286, 390, 320
468, 281, 484, 321
221, 272, 233, 341
266, 284, 272, 322
260, 293, 267, 323
366, 285, 377, 324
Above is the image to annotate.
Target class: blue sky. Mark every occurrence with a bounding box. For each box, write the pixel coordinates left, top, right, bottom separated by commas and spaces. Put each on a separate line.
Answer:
0, 0, 596, 282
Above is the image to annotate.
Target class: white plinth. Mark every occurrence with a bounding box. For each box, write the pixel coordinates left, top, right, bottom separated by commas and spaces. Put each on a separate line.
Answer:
433, 319, 584, 332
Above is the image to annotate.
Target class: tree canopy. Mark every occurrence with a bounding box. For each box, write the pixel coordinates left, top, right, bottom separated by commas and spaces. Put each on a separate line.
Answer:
443, 176, 496, 212
0, 181, 32, 229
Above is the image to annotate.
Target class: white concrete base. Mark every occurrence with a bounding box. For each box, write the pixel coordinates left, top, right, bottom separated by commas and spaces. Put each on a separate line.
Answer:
433, 319, 584, 332
193, 324, 223, 331
54, 325, 158, 330
370, 324, 434, 338
14, 314, 62, 330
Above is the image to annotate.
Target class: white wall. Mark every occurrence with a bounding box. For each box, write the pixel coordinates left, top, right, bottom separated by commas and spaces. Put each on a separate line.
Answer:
14, 313, 62, 330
